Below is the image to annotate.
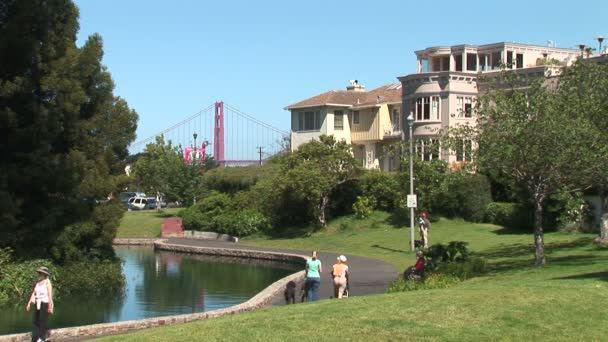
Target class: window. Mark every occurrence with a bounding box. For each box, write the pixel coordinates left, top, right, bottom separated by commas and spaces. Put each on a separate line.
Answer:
516, 53, 524, 68
506, 51, 513, 67
297, 111, 322, 131
441, 56, 450, 71
334, 111, 343, 130
455, 54, 463, 71
391, 108, 400, 132
491, 52, 501, 69
412, 96, 440, 121
466, 53, 477, 71
456, 139, 473, 161
456, 96, 474, 118
416, 139, 440, 161
432, 58, 441, 72
353, 111, 360, 125
420, 59, 429, 72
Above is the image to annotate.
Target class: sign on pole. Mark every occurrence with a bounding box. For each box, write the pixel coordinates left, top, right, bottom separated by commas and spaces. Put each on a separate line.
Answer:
407, 194, 417, 208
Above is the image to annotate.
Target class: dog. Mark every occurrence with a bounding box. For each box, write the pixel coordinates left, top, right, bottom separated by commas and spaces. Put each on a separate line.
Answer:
300, 281, 308, 303
284, 280, 296, 304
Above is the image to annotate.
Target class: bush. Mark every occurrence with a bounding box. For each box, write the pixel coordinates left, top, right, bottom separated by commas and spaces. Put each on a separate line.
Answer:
425, 241, 487, 279
180, 206, 213, 231
353, 196, 374, 219
360, 171, 400, 211
202, 166, 269, 194
0, 248, 58, 302
59, 260, 124, 297
484, 202, 533, 230
436, 173, 492, 222
214, 209, 271, 237
387, 273, 460, 293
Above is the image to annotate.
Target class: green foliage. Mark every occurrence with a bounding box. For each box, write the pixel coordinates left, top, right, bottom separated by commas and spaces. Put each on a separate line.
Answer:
387, 273, 460, 293
0, 0, 138, 259
360, 171, 400, 211
179, 206, 210, 231
398, 158, 448, 215
424, 242, 487, 280
59, 260, 124, 297
550, 192, 596, 234
0, 248, 58, 302
281, 135, 362, 226
484, 202, 533, 230
51, 201, 125, 263
202, 166, 267, 194
436, 173, 492, 222
214, 209, 271, 237
353, 196, 374, 219
132, 135, 217, 206
425, 241, 470, 265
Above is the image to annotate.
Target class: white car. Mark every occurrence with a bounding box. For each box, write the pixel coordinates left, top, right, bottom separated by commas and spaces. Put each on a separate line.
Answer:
127, 196, 149, 211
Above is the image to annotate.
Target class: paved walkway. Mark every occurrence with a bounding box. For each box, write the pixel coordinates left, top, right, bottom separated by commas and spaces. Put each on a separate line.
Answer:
166, 238, 399, 304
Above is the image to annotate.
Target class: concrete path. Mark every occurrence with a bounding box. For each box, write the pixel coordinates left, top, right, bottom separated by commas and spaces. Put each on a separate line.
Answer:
166, 238, 399, 305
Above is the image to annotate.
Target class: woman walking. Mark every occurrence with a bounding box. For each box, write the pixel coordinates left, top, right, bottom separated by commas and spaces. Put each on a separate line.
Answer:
305, 250, 322, 301
26, 266, 54, 342
332, 255, 349, 299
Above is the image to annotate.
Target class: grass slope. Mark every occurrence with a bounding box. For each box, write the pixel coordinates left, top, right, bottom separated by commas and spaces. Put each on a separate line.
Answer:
101, 211, 608, 341
116, 208, 181, 238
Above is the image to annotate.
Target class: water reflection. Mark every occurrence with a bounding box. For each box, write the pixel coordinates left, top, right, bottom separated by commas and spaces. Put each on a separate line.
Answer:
0, 246, 298, 335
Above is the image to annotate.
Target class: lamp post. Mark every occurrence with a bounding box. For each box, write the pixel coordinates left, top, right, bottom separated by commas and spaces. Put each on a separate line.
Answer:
578, 44, 586, 58
192, 133, 198, 204
407, 114, 415, 251
597, 37, 604, 55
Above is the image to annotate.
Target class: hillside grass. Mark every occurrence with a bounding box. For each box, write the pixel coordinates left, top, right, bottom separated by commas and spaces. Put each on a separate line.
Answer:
100, 211, 608, 341
116, 208, 181, 238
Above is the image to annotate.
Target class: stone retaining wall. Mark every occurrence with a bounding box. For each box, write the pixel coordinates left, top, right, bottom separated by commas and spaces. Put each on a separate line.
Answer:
0, 242, 306, 342
112, 238, 163, 245
182, 230, 239, 243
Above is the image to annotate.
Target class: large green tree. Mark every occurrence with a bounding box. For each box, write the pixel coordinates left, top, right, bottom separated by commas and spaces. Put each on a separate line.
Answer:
133, 136, 206, 206
0, 0, 138, 259
281, 135, 361, 226
474, 68, 602, 265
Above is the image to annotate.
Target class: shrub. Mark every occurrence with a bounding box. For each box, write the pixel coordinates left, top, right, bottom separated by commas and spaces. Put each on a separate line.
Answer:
484, 202, 533, 230
353, 196, 374, 219
214, 209, 271, 237
387, 273, 460, 293
59, 260, 124, 297
360, 171, 400, 211
202, 166, 269, 194
194, 191, 233, 215
180, 206, 215, 231
425, 241, 487, 279
0, 249, 59, 302
436, 173, 492, 222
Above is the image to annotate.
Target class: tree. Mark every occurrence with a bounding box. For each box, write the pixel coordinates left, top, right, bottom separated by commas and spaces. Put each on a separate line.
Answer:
282, 135, 361, 226
556, 60, 608, 243
473, 69, 600, 266
0, 0, 138, 259
133, 136, 201, 206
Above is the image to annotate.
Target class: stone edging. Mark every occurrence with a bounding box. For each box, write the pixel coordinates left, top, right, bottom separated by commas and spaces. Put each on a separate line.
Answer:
112, 238, 163, 245
0, 242, 306, 342
182, 230, 239, 243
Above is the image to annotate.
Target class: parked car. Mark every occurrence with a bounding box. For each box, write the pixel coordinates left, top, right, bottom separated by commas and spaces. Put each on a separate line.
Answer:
127, 196, 149, 210
145, 198, 167, 210
119, 192, 147, 205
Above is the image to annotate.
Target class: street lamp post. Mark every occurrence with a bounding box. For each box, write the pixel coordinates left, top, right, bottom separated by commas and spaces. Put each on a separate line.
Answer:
597, 37, 605, 55
192, 133, 198, 205
407, 114, 415, 251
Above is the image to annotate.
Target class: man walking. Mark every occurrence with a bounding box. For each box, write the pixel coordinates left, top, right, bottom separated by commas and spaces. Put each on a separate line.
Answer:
418, 212, 431, 248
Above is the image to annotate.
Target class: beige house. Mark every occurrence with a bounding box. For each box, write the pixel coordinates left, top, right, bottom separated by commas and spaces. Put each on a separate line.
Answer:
286, 81, 402, 171
398, 42, 580, 168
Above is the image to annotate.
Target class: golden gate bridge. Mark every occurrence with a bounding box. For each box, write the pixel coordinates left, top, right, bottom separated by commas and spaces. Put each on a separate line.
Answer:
130, 102, 289, 166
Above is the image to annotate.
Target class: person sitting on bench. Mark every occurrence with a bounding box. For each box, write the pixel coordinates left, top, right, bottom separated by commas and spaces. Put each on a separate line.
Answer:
404, 250, 425, 280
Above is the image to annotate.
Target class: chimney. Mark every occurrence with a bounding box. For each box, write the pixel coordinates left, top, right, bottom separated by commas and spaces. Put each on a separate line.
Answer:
346, 79, 366, 92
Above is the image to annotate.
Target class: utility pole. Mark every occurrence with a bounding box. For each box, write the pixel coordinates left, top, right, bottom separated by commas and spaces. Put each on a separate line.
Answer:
257, 146, 263, 166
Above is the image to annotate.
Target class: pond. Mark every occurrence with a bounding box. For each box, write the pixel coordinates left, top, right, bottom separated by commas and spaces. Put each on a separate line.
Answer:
0, 246, 299, 335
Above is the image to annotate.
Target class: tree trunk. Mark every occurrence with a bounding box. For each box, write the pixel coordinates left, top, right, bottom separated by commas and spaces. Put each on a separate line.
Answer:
598, 190, 608, 243
533, 195, 546, 266
317, 195, 329, 226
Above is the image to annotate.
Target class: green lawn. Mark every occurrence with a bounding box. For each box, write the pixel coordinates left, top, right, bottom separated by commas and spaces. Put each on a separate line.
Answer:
101, 211, 608, 341
116, 208, 181, 238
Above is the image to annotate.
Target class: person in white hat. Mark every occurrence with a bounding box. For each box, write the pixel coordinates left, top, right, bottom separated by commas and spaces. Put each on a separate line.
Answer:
26, 266, 54, 342
331, 255, 350, 299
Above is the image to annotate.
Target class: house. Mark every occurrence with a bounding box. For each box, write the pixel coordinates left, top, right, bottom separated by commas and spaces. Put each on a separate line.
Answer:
285, 80, 402, 171
398, 42, 580, 168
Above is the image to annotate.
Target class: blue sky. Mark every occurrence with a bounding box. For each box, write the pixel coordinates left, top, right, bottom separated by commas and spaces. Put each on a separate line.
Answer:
74, 0, 608, 150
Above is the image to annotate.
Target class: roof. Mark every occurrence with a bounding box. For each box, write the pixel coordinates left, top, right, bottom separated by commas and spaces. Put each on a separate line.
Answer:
285, 83, 402, 110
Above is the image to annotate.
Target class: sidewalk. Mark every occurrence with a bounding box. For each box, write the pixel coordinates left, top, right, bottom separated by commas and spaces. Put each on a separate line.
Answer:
166, 238, 399, 304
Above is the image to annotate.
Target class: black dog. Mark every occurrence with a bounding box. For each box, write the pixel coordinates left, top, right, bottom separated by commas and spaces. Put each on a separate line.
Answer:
284, 280, 296, 304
